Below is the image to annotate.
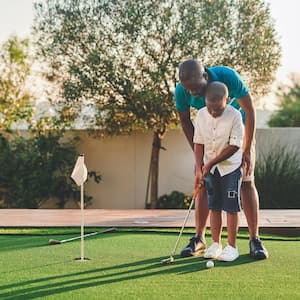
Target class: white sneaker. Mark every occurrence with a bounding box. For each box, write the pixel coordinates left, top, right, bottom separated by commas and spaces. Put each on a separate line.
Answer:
217, 245, 239, 262
204, 242, 222, 259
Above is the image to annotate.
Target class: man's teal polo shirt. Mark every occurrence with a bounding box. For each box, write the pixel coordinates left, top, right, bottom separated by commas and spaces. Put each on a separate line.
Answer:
174, 66, 249, 123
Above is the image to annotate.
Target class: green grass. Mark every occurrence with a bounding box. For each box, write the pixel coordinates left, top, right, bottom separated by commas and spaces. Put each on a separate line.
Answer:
0, 228, 299, 300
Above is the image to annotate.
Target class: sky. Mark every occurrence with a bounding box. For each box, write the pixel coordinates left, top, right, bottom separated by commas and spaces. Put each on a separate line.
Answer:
0, 0, 299, 109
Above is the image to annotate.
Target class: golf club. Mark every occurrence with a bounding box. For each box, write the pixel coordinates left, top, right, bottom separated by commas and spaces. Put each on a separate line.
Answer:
161, 185, 204, 265
49, 227, 116, 245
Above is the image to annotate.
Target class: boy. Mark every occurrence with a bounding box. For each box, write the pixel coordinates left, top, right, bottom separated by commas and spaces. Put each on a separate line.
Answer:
194, 81, 244, 261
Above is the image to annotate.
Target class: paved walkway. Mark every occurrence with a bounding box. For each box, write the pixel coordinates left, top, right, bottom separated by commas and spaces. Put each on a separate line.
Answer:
1, 209, 299, 236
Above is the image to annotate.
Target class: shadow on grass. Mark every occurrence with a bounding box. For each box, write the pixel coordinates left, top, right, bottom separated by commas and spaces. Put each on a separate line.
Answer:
0, 235, 47, 252
0, 228, 297, 254
0, 252, 258, 300
177, 253, 256, 275
0, 232, 115, 253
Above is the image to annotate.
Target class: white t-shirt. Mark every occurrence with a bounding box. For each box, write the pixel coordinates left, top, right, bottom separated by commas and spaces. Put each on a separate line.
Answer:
193, 105, 244, 176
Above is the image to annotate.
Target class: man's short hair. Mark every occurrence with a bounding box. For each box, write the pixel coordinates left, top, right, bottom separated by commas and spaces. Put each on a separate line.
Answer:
179, 59, 204, 81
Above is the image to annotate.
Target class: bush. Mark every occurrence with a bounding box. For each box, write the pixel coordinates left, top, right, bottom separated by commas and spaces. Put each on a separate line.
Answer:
157, 191, 192, 209
255, 145, 300, 208
0, 133, 101, 208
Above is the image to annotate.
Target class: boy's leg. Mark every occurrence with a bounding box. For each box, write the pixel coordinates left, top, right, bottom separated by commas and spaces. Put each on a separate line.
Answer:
210, 209, 222, 243
203, 209, 223, 259
203, 170, 223, 259
217, 168, 241, 262
227, 212, 239, 247
217, 211, 240, 262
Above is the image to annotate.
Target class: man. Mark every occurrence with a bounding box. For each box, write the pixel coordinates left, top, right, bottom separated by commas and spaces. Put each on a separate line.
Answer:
174, 59, 268, 260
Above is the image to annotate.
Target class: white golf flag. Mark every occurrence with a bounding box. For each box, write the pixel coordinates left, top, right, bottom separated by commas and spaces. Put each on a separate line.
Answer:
71, 155, 88, 186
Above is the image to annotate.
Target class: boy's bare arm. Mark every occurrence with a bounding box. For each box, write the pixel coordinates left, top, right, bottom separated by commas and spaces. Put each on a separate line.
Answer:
202, 145, 239, 177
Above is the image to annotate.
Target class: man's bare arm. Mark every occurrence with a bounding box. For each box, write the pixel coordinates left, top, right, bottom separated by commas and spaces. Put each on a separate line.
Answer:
237, 94, 255, 175
237, 94, 255, 151
178, 110, 194, 151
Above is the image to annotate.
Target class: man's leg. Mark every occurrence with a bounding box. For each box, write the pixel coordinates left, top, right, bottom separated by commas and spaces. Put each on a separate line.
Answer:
180, 187, 208, 257
195, 187, 209, 240
241, 181, 258, 239
241, 181, 269, 259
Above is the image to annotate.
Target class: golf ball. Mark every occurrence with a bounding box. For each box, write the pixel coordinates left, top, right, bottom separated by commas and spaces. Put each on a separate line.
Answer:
206, 260, 214, 269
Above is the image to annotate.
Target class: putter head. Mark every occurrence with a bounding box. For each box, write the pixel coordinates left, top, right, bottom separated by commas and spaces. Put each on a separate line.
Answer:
161, 256, 174, 265
49, 239, 61, 245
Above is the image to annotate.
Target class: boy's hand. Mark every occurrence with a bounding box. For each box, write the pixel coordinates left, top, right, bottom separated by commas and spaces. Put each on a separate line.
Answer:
202, 163, 212, 178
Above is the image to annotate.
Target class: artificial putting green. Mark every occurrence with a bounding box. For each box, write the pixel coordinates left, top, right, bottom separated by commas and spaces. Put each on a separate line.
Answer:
0, 228, 299, 300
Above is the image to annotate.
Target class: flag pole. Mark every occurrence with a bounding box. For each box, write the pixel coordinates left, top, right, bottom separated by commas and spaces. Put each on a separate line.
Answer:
71, 154, 89, 262
80, 182, 84, 261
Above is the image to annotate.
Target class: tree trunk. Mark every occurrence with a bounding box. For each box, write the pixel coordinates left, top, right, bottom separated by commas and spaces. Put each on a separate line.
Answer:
150, 131, 162, 209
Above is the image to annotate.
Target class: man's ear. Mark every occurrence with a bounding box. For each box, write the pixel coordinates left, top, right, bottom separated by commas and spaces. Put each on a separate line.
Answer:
203, 72, 208, 81
225, 96, 230, 104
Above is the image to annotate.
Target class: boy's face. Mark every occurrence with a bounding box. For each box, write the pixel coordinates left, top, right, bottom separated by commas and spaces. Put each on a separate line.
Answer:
206, 97, 227, 118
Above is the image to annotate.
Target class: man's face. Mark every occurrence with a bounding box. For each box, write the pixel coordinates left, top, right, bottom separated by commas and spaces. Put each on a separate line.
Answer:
206, 98, 227, 118
181, 75, 208, 98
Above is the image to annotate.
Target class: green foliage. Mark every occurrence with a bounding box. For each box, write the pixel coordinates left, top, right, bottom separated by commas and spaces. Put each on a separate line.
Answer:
33, 0, 281, 207
0, 36, 101, 209
268, 74, 300, 127
0, 133, 101, 208
255, 144, 300, 208
0, 36, 34, 130
33, 0, 280, 134
157, 191, 192, 209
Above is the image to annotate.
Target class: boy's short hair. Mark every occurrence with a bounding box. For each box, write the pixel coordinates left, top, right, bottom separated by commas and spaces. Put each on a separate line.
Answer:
205, 82, 228, 102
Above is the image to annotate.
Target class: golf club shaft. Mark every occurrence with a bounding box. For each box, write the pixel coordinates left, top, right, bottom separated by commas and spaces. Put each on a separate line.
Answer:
170, 197, 195, 256
61, 227, 116, 243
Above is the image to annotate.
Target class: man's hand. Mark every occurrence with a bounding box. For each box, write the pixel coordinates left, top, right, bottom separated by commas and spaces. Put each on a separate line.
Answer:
243, 149, 252, 176
194, 170, 204, 194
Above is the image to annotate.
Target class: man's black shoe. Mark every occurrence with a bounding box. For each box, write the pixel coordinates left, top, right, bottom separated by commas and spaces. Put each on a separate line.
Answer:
249, 237, 269, 259
180, 235, 206, 257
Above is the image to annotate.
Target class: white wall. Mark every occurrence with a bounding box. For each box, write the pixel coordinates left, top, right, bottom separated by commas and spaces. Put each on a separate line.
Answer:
256, 128, 300, 158
48, 127, 300, 209
71, 129, 195, 209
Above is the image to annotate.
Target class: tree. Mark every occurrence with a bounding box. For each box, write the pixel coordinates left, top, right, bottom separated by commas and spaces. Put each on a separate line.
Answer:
33, 0, 280, 208
268, 73, 300, 127
0, 36, 34, 131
